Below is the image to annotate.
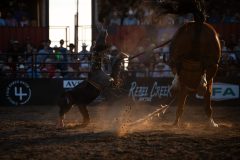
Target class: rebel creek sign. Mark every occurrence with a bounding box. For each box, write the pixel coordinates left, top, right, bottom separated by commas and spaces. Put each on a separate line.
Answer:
128, 81, 171, 102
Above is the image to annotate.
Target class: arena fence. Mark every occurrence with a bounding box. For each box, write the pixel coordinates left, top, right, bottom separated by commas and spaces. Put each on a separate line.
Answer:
0, 51, 239, 106
0, 77, 239, 107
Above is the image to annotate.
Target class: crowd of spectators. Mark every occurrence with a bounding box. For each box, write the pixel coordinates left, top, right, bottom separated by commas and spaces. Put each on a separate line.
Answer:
0, 39, 94, 79
1, 36, 239, 79
102, 0, 240, 27
0, 0, 35, 27
0, 0, 240, 79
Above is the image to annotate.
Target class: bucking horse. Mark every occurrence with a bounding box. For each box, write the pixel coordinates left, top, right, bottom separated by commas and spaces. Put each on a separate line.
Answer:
56, 26, 129, 128
159, 0, 221, 127
169, 23, 221, 127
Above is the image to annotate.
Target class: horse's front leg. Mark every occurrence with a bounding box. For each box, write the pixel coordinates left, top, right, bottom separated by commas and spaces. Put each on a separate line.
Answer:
173, 86, 188, 127
204, 79, 218, 127
56, 93, 73, 128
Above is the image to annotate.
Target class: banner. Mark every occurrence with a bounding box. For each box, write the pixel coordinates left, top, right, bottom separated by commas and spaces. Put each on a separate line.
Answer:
0, 78, 239, 106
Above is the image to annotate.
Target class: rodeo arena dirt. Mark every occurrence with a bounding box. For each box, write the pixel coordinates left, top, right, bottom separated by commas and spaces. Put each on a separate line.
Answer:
1, 0, 240, 160
0, 101, 240, 160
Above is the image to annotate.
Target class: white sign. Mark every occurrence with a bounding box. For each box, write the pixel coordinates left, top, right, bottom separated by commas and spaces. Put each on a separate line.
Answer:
6, 81, 31, 105
128, 81, 171, 102
196, 83, 239, 101
212, 83, 239, 101
63, 80, 83, 88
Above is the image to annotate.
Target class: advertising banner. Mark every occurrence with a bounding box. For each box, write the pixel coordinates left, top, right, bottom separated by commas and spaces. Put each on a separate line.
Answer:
0, 78, 239, 106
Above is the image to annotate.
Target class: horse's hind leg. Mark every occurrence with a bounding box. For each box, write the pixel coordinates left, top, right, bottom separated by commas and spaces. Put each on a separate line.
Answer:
77, 105, 90, 127
205, 65, 218, 127
173, 87, 188, 127
204, 79, 218, 127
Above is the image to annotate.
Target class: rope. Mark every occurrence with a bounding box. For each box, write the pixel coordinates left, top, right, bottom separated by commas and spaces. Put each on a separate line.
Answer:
129, 39, 172, 61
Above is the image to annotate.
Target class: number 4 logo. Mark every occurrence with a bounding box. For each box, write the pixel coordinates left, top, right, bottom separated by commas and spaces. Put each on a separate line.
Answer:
14, 86, 28, 101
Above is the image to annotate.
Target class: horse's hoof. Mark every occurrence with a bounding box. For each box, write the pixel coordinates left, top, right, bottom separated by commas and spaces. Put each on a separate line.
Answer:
56, 120, 65, 129
172, 122, 180, 128
56, 123, 64, 129
208, 118, 218, 128
79, 119, 90, 128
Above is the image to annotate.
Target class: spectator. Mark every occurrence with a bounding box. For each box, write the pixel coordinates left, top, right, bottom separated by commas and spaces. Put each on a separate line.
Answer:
79, 56, 91, 79
5, 12, 18, 27
58, 39, 68, 70
40, 58, 56, 78
233, 38, 240, 64
67, 43, 77, 60
52, 69, 63, 78
123, 9, 139, 26
64, 65, 77, 78
152, 62, 173, 78
109, 11, 121, 26
16, 64, 26, 78
108, 11, 122, 34
20, 15, 29, 27
135, 63, 147, 77
24, 43, 35, 61
0, 11, 6, 26
1, 65, 13, 78
90, 41, 96, 52
78, 43, 91, 61
36, 41, 51, 66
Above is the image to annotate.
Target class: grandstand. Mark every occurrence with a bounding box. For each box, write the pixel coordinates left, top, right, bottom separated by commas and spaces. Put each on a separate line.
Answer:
0, 0, 239, 106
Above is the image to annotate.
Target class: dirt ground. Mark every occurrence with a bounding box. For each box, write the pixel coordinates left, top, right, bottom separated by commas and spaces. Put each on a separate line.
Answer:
0, 101, 240, 160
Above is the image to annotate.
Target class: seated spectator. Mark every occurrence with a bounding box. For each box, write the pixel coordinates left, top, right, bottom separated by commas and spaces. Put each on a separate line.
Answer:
36, 41, 51, 66
16, 64, 26, 78
26, 64, 41, 78
5, 12, 18, 27
109, 11, 121, 26
64, 66, 78, 78
0, 11, 6, 26
40, 58, 56, 78
108, 11, 122, 34
135, 63, 147, 77
151, 63, 172, 78
79, 56, 91, 78
20, 15, 30, 27
52, 69, 63, 78
123, 9, 139, 26
207, 9, 222, 24
1, 65, 14, 78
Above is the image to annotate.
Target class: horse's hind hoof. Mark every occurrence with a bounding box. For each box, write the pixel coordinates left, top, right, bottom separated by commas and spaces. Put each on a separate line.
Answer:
172, 122, 180, 128
208, 118, 218, 128
56, 119, 65, 129
78, 119, 90, 128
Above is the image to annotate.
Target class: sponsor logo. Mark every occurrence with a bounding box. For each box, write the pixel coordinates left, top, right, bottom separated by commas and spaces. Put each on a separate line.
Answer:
196, 83, 239, 101
128, 81, 171, 102
6, 80, 31, 105
212, 83, 239, 101
63, 80, 83, 88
